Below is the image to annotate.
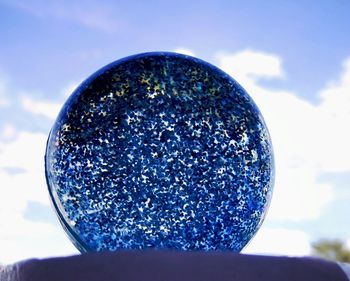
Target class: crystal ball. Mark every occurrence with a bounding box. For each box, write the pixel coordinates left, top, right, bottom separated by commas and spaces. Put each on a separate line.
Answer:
45, 52, 274, 252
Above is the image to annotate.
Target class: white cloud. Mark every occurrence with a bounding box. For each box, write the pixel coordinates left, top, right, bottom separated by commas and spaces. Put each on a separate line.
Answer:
267, 166, 333, 221
20, 96, 62, 120
243, 227, 311, 256
346, 237, 350, 250
0, 76, 90, 263
0, 131, 51, 210
20, 79, 83, 119
174, 48, 196, 57
216, 49, 285, 87
0, 80, 88, 263
0, 211, 77, 264
0, 130, 78, 264
315, 58, 350, 172
216, 50, 350, 221
250, 87, 334, 220
0, 123, 17, 141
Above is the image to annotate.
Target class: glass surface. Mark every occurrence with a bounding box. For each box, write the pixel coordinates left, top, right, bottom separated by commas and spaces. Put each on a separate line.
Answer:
45, 52, 274, 252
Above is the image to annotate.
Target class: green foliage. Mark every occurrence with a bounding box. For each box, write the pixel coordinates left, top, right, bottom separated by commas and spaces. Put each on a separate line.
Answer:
312, 239, 350, 263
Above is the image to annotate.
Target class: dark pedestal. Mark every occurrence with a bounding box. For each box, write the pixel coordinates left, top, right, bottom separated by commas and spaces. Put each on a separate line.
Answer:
0, 251, 347, 281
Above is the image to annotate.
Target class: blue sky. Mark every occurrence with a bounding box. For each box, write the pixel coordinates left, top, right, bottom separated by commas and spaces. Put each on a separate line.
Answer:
0, 0, 350, 264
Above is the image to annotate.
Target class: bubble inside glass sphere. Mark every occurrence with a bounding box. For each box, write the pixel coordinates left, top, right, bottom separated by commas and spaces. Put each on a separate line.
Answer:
45, 52, 274, 252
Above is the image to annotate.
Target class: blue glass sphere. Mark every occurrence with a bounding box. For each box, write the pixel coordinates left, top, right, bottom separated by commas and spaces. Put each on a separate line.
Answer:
45, 52, 274, 252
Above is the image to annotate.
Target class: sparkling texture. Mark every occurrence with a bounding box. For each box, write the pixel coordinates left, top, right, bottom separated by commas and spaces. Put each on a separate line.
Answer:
45, 52, 274, 252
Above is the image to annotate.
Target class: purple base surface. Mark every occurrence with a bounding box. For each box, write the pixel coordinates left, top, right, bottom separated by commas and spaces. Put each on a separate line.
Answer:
0, 251, 347, 281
